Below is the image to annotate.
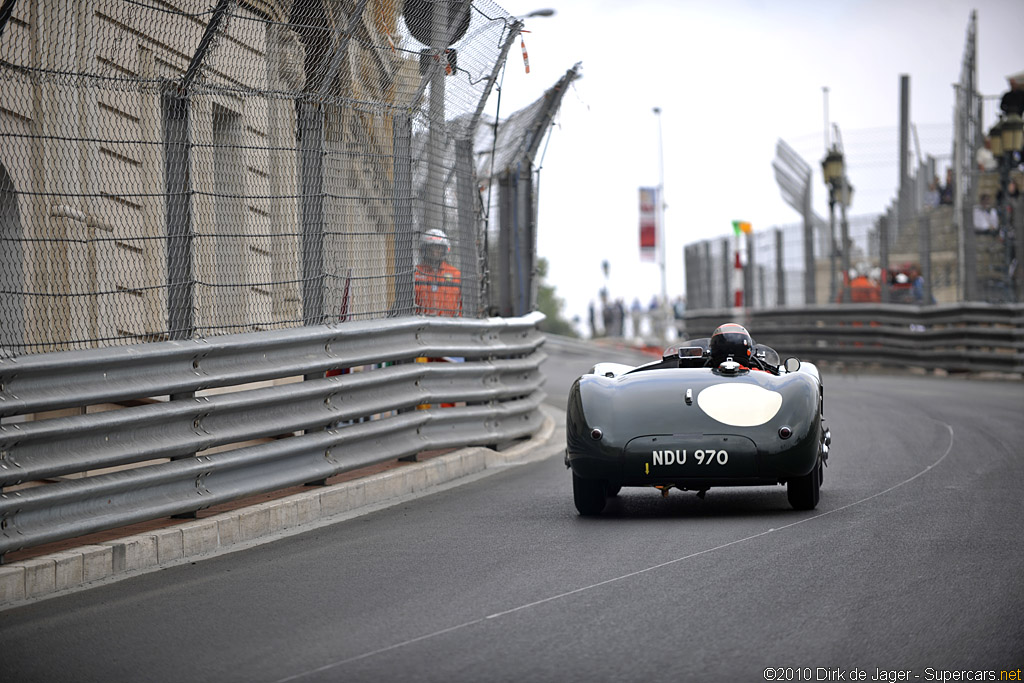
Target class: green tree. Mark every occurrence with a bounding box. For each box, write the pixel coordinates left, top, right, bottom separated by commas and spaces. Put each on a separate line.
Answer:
535, 258, 578, 337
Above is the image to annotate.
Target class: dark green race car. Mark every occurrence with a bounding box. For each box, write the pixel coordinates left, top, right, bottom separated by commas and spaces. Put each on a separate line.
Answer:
565, 324, 830, 514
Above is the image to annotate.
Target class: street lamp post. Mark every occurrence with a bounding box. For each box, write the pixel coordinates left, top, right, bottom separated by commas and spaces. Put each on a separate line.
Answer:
990, 106, 1024, 301
653, 106, 670, 339
822, 147, 845, 303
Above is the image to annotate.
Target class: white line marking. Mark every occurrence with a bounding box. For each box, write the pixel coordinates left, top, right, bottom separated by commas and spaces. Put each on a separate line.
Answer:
273, 423, 955, 683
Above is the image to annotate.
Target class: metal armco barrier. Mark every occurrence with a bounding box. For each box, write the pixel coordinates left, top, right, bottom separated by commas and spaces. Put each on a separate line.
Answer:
685, 304, 1024, 374
0, 314, 547, 560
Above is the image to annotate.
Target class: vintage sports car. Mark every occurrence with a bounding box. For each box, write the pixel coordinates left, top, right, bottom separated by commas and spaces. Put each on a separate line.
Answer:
565, 323, 830, 514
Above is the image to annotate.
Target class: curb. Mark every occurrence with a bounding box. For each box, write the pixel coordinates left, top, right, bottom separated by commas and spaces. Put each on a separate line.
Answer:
0, 406, 564, 610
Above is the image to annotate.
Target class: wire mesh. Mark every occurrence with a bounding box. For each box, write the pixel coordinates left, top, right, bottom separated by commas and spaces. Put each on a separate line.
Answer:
0, 0, 521, 356
685, 13, 1021, 310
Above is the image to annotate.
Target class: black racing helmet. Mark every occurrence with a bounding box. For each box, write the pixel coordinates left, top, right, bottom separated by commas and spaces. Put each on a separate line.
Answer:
709, 323, 754, 363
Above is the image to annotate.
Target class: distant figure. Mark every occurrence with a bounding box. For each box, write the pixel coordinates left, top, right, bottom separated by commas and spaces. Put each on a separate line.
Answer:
672, 297, 686, 337
924, 176, 940, 209
940, 168, 954, 205
630, 298, 642, 338
973, 194, 999, 234
414, 229, 462, 316
976, 141, 996, 172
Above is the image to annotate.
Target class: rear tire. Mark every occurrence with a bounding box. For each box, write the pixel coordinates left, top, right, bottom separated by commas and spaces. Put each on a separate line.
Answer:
605, 483, 622, 497
787, 460, 821, 510
573, 473, 607, 515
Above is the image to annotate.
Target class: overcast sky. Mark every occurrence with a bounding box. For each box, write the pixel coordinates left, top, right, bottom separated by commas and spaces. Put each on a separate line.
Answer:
487, 0, 1024, 333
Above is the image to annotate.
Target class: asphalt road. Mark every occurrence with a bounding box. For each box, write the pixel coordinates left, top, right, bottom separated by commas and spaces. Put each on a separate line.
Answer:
2, 338, 1023, 683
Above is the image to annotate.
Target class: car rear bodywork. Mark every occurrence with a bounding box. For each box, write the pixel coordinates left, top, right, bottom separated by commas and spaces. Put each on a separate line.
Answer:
565, 356, 828, 513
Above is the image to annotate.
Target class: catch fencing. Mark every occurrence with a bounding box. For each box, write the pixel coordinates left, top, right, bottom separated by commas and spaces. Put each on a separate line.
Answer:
0, 0, 536, 356
0, 312, 547, 561
687, 12, 1022, 311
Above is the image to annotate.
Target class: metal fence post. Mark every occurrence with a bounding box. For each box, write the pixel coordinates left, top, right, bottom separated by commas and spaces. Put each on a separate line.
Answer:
803, 187, 816, 305
163, 90, 195, 341
879, 213, 891, 303
297, 100, 325, 326
702, 241, 711, 310
744, 230, 755, 309
455, 138, 479, 317
919, 212, 932, 304
775, 228, 786, 307
721, 237, 731, 309
839, 199, 851, 303
392, 115, 415, 316
495, 170, 513, 316
688, 244, 696, 309
513, 161, 535, 316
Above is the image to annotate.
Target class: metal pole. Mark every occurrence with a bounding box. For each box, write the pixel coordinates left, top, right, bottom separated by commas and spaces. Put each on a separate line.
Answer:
744, 230, 755, 310
775, 227, 786, 307
317, 0, 369, 98
0, 0, 17, 40
654, 107, 669, 333
162, 91, 195, 341
181, 0, 235, 92
880, 212, 891, 303
919, 211, 932, 305
455, 138, 479, 317
297, 100, 325, 325
392, 115, 415, 316
466, 20, 523, 135
839, 190, 851, 303
803, 184, 816, 305
721, 237, 731, 310
426, 0, 447, 238
898, 75, 911, 240
828, 197, 837, 304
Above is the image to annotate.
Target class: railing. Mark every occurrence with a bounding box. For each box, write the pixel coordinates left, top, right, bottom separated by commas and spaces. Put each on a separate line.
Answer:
0, 313, 547, 560
685, 304, 1024, 374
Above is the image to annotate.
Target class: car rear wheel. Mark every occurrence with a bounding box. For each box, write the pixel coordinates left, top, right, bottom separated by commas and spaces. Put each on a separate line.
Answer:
787, 460, 821, 510
605, 483, 622, 497
573, 473, 607, 515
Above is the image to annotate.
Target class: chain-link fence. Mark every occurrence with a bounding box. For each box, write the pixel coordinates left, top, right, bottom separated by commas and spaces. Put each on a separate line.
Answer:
0, 0, 534, 356
686, 11, 1023, 311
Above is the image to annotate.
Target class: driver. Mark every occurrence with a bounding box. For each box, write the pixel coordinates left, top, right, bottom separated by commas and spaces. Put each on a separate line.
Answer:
709, 323, 761, 369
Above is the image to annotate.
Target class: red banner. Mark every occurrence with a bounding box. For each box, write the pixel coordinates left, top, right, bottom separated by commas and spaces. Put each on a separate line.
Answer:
639, 187, 658, 262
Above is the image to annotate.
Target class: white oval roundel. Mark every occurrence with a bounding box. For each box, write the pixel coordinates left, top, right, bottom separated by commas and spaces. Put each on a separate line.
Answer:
696, 383, 783, 427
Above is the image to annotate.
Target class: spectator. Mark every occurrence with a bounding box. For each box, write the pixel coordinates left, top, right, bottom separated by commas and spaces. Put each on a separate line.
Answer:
940, 168, 954, 205
414, 229, 462, 316
614, 299, 626, 337
630, 298, 642, 338
973, 194, 999, 234
924, 176, 940, 209
910, 267, 933, 305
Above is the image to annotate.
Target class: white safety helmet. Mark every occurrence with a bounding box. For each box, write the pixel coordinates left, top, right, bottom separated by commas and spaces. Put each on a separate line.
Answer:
420, 229, 450, 255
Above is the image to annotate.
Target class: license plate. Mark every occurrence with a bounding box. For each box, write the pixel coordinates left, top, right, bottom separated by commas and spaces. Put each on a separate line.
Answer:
625, 435, 757, 478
